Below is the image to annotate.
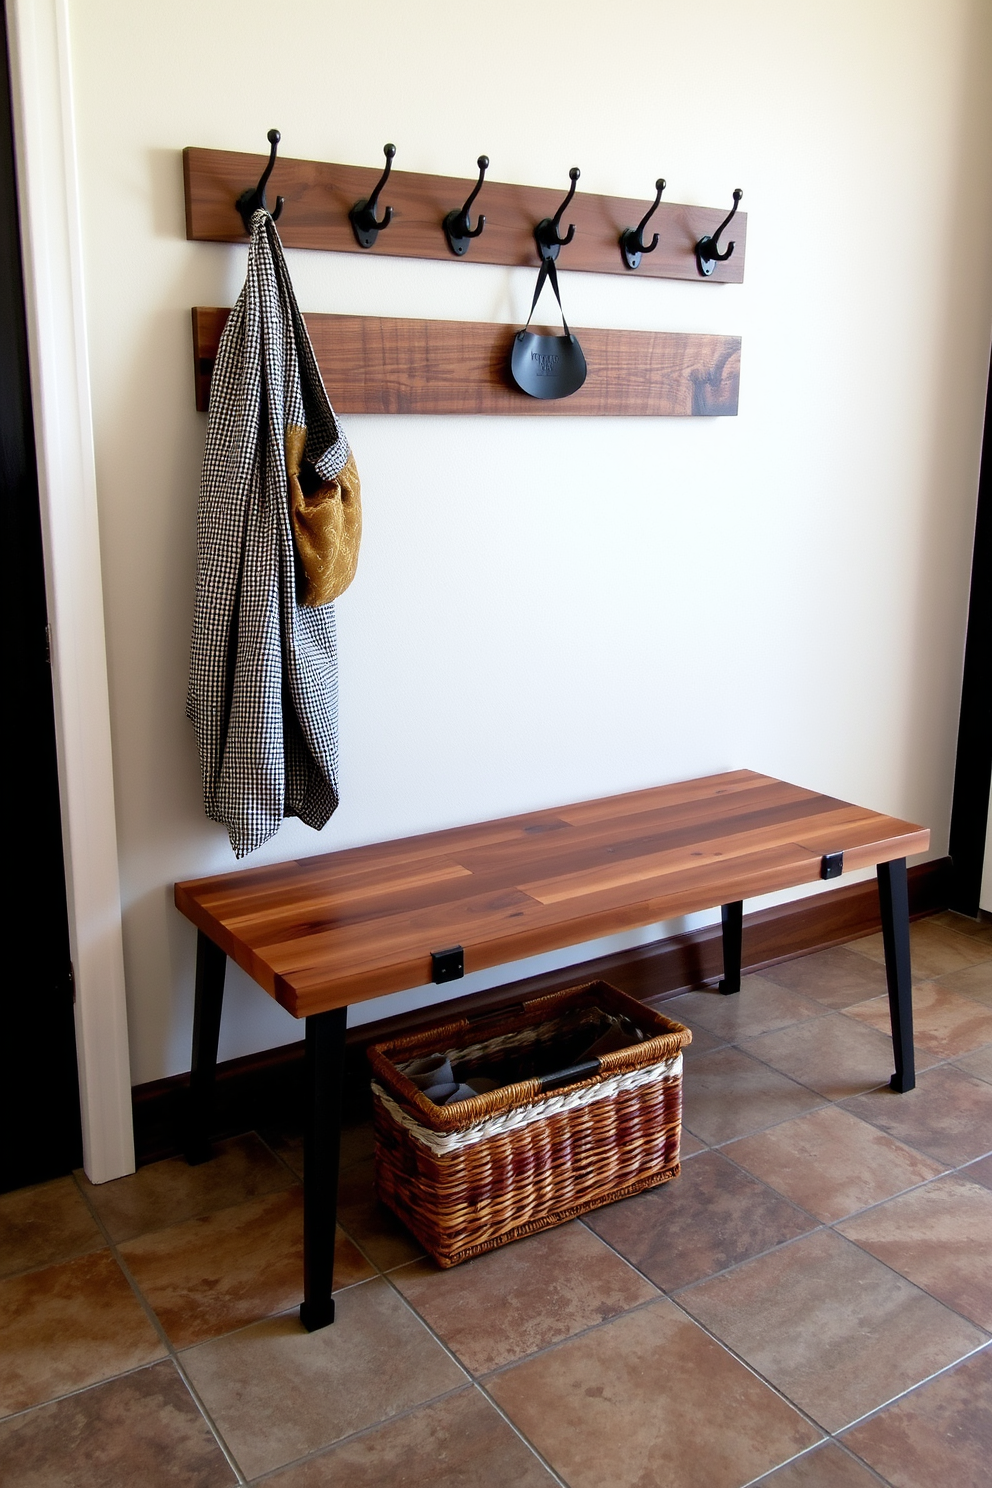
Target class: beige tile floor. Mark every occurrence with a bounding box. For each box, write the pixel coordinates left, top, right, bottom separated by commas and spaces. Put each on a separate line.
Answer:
3, 913, 992, 1486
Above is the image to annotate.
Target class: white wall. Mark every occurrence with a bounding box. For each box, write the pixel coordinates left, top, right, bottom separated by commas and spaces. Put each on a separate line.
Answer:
64, 0, 992, 1084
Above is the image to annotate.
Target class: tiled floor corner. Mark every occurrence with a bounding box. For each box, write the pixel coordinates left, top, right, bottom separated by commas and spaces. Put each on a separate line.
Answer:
3, 913, 992, 1485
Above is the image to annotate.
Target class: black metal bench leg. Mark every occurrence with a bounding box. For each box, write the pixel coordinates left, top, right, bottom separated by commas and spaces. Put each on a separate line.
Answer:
300, 1006, 348, 1332
719, 901, 743, 994
185, 931, 227, 1164
878, 858, 915, 1092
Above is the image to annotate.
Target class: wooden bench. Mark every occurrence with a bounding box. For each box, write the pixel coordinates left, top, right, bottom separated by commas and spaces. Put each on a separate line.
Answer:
175, 769, 928, 1330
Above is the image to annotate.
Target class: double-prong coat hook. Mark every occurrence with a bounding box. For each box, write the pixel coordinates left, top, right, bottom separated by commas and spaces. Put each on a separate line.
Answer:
695, 188, 743, 276
350, 144, 397, 249
534, 167, 580, 262
236, 129, 284, 234
443, 155, 490, 257
619, 178, 666, 270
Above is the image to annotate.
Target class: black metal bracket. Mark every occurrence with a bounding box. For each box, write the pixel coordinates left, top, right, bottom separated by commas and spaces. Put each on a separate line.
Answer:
431, 945, 464, 983
821, 852, 844, 880
619, 178, 666, 270
443, 155, 489, 256
236, 129, 284, 234
695, 188, 743, 276
534, 167, 580, 262
350, 143, 397, 249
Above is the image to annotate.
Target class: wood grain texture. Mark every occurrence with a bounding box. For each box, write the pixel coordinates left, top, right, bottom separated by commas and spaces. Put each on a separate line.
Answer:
142, 858, 951, 1163
183, 147, 747, 284
190, 306, 740, 417
175, 771, 929, 1020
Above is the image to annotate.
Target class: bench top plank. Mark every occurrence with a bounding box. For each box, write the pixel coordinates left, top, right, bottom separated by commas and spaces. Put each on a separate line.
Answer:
175, 770, 928, 1017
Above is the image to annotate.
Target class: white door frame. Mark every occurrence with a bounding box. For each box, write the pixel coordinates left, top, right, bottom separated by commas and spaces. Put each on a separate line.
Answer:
7, 0, 134, 1183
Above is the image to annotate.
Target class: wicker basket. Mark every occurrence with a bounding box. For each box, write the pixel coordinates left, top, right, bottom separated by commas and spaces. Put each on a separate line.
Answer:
368, 980, 690, 1267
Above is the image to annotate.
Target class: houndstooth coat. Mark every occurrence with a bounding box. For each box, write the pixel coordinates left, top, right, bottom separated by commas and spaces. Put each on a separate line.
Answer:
187, 211, 352, 858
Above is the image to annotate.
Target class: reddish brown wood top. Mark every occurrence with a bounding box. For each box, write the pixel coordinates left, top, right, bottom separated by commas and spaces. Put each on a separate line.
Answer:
191, 307, 740, 418
184, 147, 747, 284
174, 771, 928, 1019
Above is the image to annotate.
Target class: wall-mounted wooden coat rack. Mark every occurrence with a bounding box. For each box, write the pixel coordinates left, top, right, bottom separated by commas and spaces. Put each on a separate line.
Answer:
183, 148, 747, 284
191, 308, 740, 417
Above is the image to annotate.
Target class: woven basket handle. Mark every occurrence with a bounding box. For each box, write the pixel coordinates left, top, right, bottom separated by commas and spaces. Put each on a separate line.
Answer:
537, 1057, 601, 1092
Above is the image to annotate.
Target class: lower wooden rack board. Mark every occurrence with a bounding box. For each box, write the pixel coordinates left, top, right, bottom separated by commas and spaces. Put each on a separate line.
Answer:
191, 308, 741, 417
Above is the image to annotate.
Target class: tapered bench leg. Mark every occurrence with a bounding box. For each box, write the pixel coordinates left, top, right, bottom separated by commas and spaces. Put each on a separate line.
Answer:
300, 1006, 348, 1332
877, 858, 915, 1093
185, 931, 227, 1165
719, 901, 743, 994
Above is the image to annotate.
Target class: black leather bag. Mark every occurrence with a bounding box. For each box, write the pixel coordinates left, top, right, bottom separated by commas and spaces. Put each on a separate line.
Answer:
509, 256, 587, 400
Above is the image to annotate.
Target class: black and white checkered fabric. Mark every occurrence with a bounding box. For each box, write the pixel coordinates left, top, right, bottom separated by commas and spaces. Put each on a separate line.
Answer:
187, 211, 351, 858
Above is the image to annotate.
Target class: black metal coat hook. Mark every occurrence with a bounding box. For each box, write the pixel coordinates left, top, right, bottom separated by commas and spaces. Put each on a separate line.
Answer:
350, 144, 397, 249
695, 188, 743, 276
534, 167, 580, 262
620, 178, 667, 270
443, 155, 490, 257
236, 129, 284, 234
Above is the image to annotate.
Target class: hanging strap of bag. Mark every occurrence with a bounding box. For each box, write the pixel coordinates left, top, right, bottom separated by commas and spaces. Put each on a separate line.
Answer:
523, 255, 574, 341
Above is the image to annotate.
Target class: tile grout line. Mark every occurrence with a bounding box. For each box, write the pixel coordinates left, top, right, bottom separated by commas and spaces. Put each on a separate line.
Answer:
846, 922, 992, 970
92, 1176, 559, 1488
712, 1130, 992, 1246
393, 1273, 669, 1387
824, 1165, 992, 1231
237, 1377, 476, 1486
597, 1131, 992, 1393
0, 1357, 197, 1430
370, 1262, 572, 1487
565, 1225, 835, 1448
711, 1030, 912, 1110
685, 1094, 832, 1150
298, 946, 985, 1484
148, 1275, 384, 1357
470, 1381, 572, 1488
820, 1335, 992, 1441
594, 1012, 992, 1442
579, 1204, 992, 1456
679, 1018, 992, 1172
69, 1169, 250, 1487
13, 930, 986, 1482
322, 991, 992, 1476
666, 1285, 876, 1449
741, 1437, 895, 1488
252, 1124, 303, 1184
166, 1352, 249, 1486
251, 1123, 440, 1285
252, 1129, 307, 1186
783, 1095, 992, 1336
593, 1211, 830, 1304
681, 966, 992, 1119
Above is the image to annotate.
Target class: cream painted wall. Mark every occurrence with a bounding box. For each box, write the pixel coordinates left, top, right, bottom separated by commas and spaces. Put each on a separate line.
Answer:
65, 0, 992, 1084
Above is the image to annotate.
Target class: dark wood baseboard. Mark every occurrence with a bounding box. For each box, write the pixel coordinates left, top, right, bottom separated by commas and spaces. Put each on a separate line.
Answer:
133, 855, 952, 1164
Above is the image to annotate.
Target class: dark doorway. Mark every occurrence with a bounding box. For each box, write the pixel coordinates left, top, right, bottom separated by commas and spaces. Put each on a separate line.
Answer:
949, 348, 992, 917
0, 4, 82, 1190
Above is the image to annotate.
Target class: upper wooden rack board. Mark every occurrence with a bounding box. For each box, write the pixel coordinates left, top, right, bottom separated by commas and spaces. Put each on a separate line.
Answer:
184, 148, 747, 284
191, 307, 740, 417
174, 770, 928, 1018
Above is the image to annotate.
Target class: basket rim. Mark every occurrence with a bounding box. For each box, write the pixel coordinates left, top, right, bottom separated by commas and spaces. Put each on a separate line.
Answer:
366, 979, 690, 1133
372, 1051, 683, 1154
